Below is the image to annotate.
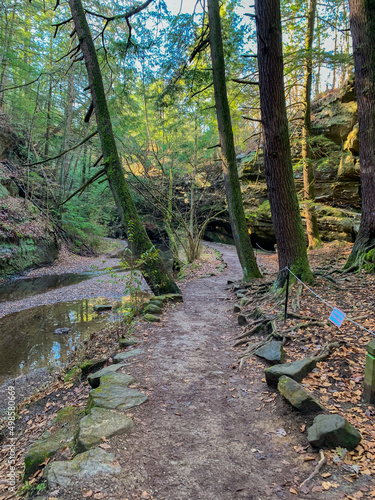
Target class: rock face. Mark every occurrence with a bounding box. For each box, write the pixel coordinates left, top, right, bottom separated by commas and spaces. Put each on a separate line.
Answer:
255, 341, 285, 364
307, 414, 361, 450
265, 358, 317, 388
46, 448, 121, 489
76, 408, 134, 452
24, 406, 84, 477
113, 348, 143, 364
277, 376, 326, 413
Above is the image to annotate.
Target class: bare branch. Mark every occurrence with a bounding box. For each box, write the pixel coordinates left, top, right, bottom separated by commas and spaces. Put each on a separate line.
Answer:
25, 130, 98, 166
232, 78, 259, 85
190, 82, 213, 98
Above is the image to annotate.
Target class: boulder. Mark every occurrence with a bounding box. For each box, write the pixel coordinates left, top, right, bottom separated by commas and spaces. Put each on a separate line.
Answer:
307, 414, 361, 450
76, 408, 134, 452
46, 448, 121, 489
24, 406, 84, 477
255, 341, 285, 364
87, 363, 130, 388
113, 348, 143, 364
277, 376, 326, 413
265, 357, 317, 387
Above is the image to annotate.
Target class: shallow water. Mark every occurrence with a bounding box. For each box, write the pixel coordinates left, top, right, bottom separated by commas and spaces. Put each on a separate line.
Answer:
0, 297, 132, 385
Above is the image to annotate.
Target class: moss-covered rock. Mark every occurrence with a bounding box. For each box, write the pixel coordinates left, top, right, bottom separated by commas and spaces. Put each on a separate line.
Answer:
75, 408, 134, 452
307, 414, 361, 450
278, 376, 326, 413
265, 358, 318, 388
24, 406, 84, 478
86, 375, 147, 412
143, 313, 160, 322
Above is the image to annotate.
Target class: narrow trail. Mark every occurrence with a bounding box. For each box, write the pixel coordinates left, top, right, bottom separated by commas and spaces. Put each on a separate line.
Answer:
56, 244, 348, 500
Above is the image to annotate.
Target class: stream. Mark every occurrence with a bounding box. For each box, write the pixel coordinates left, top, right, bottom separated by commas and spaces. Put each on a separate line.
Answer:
0, 243, 173, 392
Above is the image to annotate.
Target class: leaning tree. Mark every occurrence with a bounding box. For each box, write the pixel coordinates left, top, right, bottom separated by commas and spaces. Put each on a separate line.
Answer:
67, 0, 180, 295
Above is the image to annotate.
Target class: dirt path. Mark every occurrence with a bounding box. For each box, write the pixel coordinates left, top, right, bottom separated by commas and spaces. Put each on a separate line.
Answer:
45, 244, 367, 499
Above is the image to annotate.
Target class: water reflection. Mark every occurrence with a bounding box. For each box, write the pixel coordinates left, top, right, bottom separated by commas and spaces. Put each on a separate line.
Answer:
0, 297, 135, 385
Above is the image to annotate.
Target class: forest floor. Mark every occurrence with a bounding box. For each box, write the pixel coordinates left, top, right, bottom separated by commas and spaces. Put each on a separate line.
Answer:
1, 242, 375, 500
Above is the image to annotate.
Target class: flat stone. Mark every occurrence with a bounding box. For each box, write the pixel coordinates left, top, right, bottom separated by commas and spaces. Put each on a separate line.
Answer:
265, 357, 317, 388
278, 376, 326, 413
87, 379, 147, 412
119, 337, 140, 348
88, 363, 129, 388
238, 314, 247, 326
307, 414, 361, 450
24, 406, 84, 477
76, 408, 134, 452
255, 341, 285, 364
93, 304, 112, 312
53, 327, 71, 335
143, 313, 160, 322
233, 304, 241, 313
46, 448, 121, 489
113, 348, 143, 364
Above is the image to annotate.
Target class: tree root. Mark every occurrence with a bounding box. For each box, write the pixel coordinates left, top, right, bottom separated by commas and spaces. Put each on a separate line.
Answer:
299, 449, 326, 490
313, 342, 340, 362
235, 317, 275, 341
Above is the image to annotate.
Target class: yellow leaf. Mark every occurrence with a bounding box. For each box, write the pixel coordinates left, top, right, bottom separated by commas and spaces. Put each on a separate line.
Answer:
322, 481, 331, 490
289, 488, 298, 495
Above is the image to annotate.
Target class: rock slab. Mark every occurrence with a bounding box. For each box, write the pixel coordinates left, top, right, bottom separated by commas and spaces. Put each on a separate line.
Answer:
76, 408, 134, 452
46, 448, 121, 489
119, 337, 140, 348
87, 374, 147, 412
277, 376, 326, 413
307, 414, 361, 450
113, 348, 143, 364
265, 357, 317, 387
88, 363, 129, 388
255, 341, 285, 363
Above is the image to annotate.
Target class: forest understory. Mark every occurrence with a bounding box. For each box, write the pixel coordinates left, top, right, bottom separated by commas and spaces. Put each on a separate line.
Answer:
0, 241, 374, 500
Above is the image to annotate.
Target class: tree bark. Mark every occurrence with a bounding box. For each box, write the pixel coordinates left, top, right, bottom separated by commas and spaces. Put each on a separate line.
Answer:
68, 0, 179, 295
302, 0, 321, 249
345, 0, 375, 269
254, 0, 313, 286
208, 0, 261, 281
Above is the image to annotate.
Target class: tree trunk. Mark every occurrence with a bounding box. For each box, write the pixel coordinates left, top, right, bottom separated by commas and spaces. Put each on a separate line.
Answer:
345, 0, 375, 269
208, 0, 261, 281
302, 0, 321, 249
254, 0, 313, 286
68, 0, 179, 295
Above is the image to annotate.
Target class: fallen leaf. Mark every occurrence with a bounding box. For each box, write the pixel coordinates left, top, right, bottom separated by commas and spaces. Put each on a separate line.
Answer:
289, 488, 298, 495
99, 443, 111, 450
321, 472, 331, 478
82, 491, 93, 498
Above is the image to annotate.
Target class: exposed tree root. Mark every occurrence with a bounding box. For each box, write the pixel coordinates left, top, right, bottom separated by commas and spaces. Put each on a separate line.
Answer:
299, 449, 326, 490
313, 342, 340, 362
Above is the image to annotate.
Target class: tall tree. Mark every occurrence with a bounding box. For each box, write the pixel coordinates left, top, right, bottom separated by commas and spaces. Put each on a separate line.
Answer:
345, 0, 375, 269
254, 0, 313, 285
207, 0, 261, 281
68, 0, 180, 295
302, 0, 321, 249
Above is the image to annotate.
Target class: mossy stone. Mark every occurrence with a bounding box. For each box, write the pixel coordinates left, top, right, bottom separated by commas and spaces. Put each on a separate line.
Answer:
278, 376, 326, 413
265, 358, 318, 387
24, 406, 84, 478
143, 313, 160, 322
307, 414, 361, 450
